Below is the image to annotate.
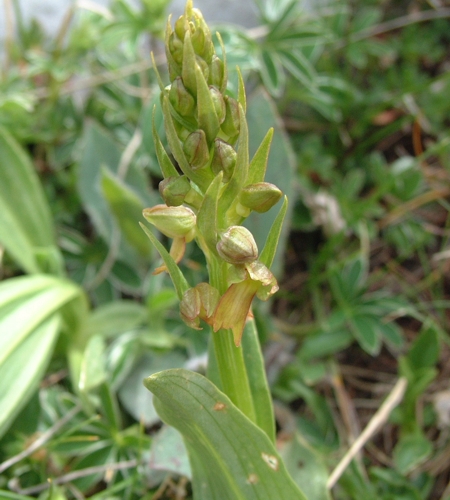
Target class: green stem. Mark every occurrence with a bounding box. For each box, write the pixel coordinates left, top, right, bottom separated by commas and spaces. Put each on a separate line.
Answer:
209, 257, 256, 424
212, 327, 256, 422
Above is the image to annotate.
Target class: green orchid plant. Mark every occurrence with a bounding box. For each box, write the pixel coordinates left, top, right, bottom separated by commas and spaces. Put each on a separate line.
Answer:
141, 0, 285, 425
140, 3, 305, 497
141, 5, 310, 499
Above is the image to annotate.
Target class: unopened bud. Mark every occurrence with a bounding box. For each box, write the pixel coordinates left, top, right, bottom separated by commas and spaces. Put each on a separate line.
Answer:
209, 86, 226, 124
169, 77, 195, 117
196, 56, 209, 81
191, 23, 205, 55
142, 204, 196, 239
174, 15, 186, 40
209, 55, 225, 89
168, 32, 184, 65
221, 96, 240, 144
239, 182, 282, 213
180, 287, 201, 329
211, 139, 236, 182
217, 226, 258, 265
159, 176, 191, 206
180, 283, 220, 329
183, 129, 210, 170
191, 10, 213, 62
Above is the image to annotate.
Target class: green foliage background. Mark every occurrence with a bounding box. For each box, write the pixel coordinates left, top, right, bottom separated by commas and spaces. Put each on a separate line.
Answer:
1, 0, 450, 498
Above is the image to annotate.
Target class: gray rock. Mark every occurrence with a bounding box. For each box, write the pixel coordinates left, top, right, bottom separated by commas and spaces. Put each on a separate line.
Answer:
0, 0, 259, 45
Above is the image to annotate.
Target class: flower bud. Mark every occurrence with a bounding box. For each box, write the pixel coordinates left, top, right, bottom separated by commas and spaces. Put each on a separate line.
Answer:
191, 10, 213, 62
180, 283, 220, 329
196, 55, 209, 81
221, 96, 240, 144
191, 23, 205, 55
183, 129, 210, 170
169, 77, 195, 117
209, 86, 226, 124
168, 32, 184, 65
211, 139, 236, 182
174, 15, 186, 40
173, 119, 191, 142
159, 176, 191, 206
239, 182, 283, 213
180, 286, 201, 329
209, 55, 225, 89
142, 204, 196, 239
216, 226, 258, 265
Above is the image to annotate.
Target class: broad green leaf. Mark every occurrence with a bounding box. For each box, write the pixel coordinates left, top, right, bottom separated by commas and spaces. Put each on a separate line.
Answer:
377, 321, 404, 349
265, 0, 299, 37
0, 492, 35, 499
407, 326, 439, 371
78, 122, 157, 259
300, 330, 353, 361
149, 425, 191, 478
78, 122, 121, 242
86, 300, 148, 338
139, 223, 190, 299
278, 433, 331, 500
0, 275, 82, 438
241, 320, 275, 442
259, 49, 286, 98
245, 88, 296, 277
350, 315, 382, 356
0, 278, 82, 366
78, 334, 107, 393
0, 126, 58, 274
393, 432, 432, 474
144, 369, 307, 500
0, 314, 60, 440
119, 352, 185, 426
101, 168, 152, 256
278, 49, 317, 87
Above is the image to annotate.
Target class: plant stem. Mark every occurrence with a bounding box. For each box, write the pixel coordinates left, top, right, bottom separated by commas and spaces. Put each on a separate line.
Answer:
209, 257, 256, 423
212, 327, 256, 423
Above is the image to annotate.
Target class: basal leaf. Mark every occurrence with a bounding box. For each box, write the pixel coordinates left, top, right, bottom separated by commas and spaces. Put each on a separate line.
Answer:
144, 369, 307, 500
